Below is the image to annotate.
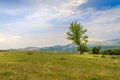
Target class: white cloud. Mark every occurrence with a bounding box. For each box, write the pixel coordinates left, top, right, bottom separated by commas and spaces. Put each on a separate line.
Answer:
0, 31, 71, 49
53, 0, 86, 17
84, 7, 120, 40
24, 0, 86, 22
89, 7, 120, 24
0, 0, 86, 35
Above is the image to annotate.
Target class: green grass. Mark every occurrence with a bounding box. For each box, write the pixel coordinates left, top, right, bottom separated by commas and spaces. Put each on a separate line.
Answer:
0, 51, 119, 80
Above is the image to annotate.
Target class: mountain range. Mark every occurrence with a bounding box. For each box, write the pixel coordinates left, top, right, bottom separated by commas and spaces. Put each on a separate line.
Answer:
8, 38, 120, 52
40, 38, 120, 51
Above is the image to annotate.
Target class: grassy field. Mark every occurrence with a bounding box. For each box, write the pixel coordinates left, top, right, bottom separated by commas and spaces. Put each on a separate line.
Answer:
0, 51, 119, 80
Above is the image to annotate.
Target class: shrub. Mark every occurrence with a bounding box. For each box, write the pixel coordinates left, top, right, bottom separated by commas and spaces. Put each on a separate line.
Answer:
101, 55, 105, 58
92, 46, 101, 54
101, 49, 120, 55
27, 52, 33, 55
59, 58, 66, 60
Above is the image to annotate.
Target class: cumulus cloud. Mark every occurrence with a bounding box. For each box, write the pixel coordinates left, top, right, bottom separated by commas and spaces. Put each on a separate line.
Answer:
84, 7, 120, 40
0, 0, 86, 34
0, 31, 71, 49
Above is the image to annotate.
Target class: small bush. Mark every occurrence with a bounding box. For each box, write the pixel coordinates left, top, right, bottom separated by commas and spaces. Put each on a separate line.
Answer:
92, 46, 101, 54
101, 49, 120, 55
0, 71, 14, 78
59, 58, 66, 60
110, 55, 117, 59
101, 55, 105, 58
27, 52, 33, 55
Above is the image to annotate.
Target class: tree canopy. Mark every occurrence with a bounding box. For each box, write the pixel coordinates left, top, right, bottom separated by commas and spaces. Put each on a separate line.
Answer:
66, 21, 88, 54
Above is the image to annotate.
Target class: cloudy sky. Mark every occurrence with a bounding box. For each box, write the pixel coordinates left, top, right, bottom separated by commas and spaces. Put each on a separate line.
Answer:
0, 0, 120, 49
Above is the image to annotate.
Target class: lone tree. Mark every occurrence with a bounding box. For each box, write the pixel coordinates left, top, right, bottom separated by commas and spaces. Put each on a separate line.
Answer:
66, 21, 88, 54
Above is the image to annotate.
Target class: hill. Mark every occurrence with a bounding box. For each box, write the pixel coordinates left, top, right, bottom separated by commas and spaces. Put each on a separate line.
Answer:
7, 38, 120, 52
107, 38, 120, 44
40, 38, 120, 51
40, 44, 77, 52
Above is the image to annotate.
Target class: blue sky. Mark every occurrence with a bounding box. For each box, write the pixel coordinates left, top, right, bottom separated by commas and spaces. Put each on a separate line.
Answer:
0, 0, 120, 49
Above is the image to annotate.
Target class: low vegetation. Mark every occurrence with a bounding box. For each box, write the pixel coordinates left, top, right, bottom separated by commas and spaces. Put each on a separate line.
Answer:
101, 49, 120, 55
92, 46, 101, 54
0, 51, 119, 80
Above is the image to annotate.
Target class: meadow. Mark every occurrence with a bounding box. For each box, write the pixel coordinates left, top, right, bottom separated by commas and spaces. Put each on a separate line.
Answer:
0, 51, 119, 80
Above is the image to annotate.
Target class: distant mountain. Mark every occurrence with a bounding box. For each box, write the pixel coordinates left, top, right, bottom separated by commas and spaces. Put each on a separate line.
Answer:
40, 38, 120, 52
107, 38, 120, 44
88, 38, 120, 46
21, 47, 40, 50
7, 47, 40, 51
7, 38, 120, 52
40, 44, 77, 52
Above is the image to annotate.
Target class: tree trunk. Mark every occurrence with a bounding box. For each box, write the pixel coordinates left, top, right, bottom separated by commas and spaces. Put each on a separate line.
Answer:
79, 44, 84, 54
79, 45, 82, 54
79, 51, 81, 54
80, 50, 83, 54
